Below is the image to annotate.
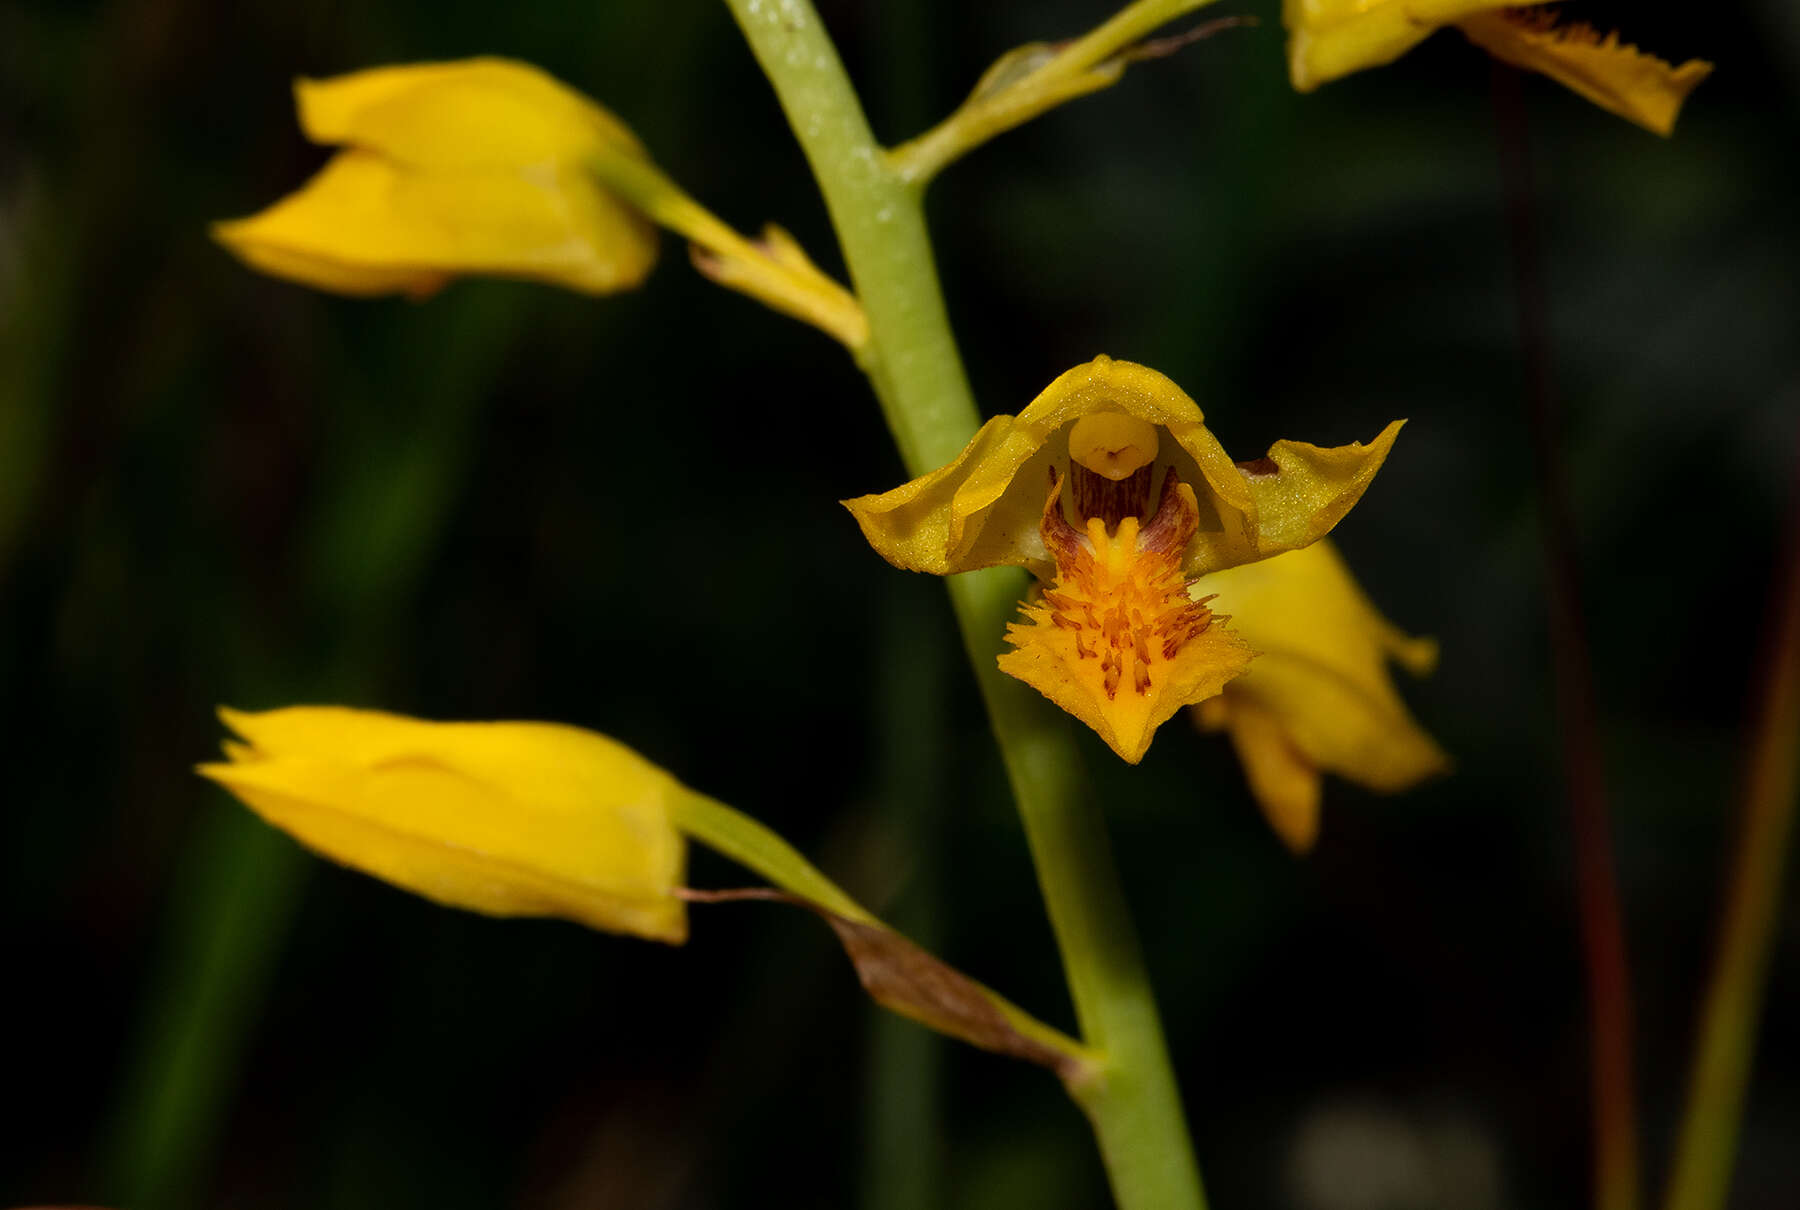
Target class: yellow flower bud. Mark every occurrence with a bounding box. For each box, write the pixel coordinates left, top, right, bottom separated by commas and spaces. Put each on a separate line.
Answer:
198, 706, 687, 942
213, 58, 659, 297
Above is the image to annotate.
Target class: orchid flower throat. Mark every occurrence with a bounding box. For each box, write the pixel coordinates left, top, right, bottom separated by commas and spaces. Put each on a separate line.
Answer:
997, 411, 1250, 764
1032, 411, 1217, 692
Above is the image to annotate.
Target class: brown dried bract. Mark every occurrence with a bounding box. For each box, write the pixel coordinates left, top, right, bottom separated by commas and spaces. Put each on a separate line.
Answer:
679, 888, 1084, 1078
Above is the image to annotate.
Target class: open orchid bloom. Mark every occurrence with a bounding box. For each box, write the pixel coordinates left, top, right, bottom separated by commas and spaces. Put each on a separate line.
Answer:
845, 357, 1403, 763
1284, 0, 1712, 135
1192, 541, 1450, 852
199, 706, 689, 941
213, 58, 659, 297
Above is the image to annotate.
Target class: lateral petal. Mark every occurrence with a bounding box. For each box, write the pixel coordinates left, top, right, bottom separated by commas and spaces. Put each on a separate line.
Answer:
1184, 420, 1404, 576
1457, 13, 1713, 136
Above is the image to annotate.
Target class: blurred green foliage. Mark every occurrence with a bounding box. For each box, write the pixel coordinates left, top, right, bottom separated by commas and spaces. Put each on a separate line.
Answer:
3, 1, 1796, 1208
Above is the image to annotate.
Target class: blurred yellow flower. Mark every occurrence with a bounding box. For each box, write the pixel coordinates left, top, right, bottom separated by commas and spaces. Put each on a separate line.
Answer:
213, 58, 659, 298
845, 356, 1403, 763
198, 706, 687, 942
1284, 0, 1712, 135
1192, 541, 1449, 852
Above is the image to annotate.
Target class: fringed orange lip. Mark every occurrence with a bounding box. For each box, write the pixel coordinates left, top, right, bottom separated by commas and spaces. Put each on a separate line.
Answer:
1001, 464, 1253, 763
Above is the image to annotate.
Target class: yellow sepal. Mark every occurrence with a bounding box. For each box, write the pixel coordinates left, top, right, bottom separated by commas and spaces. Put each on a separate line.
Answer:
1198, 694, 1323, 852
1284, 0, 1710, 135
1192, 541, 1449, 851
295, 57, 645, 167
843, 355, 1402, 581
213, 150, 655, 297
214, 58, 658, 297
1186, 421, 1404, 576
1457, 13, 1713, 136
198, 706, 688, 942
1283, 0, 1535, 91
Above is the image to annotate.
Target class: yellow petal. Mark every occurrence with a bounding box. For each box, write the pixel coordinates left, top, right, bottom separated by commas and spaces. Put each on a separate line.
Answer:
1284, 0, 1555, 90
1456, 12, 1713, 136
842, 412, 1036, 576
1185, 421, 1405, 575
207, 234, 452, 298
843, 356, 1398, 580
1194, 540, 1449, 804
212, 149, 657, 296
296, 57, 645, 167
199, 706, 687, 942
1200, 694, 1324, 852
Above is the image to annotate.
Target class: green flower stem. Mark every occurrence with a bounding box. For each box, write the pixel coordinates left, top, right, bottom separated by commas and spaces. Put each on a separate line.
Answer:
949, 567, 1209, 1210
673, 790, 880, 925
1663, 462, 1800, 1210
723, 3, 1208, 1206
721, 0, 972, 474
888, 0, 1222, 186
675, 784, 1092, 1066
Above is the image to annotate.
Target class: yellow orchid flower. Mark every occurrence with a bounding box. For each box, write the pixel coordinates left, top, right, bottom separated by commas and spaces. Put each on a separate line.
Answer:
213, 58, 659, 298
198, 706, 688, 941
1284, 0, 1712, 135
845, 356, 1404, 763
1191, 540, 1450, 852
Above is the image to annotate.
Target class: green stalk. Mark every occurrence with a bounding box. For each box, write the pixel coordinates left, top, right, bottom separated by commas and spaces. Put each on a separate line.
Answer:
888, 0, 1222, 186
1662, 449, 1800, 1210
721, 3, 1207, 1206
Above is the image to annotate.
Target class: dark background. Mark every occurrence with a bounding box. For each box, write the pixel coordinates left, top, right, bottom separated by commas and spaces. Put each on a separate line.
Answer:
3, 1, 1797, 1207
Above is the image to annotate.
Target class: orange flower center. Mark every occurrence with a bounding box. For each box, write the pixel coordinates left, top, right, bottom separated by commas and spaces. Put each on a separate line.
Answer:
995, 412, 1255, 764
1034, 469, 1215, 701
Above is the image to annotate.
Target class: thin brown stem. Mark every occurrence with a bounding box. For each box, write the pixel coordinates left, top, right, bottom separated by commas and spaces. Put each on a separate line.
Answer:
1491, 62, 1642, 1210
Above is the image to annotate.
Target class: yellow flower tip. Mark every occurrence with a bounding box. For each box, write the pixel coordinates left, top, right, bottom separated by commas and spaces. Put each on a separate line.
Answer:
210, 214, 454, 299
1457, 11, 1713, 136
998, 467, 1255, 763
200, 705, 689, 942
217, 59, 659, 298
1204, 695, 1325, 853
1388, 629, 1440, 677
